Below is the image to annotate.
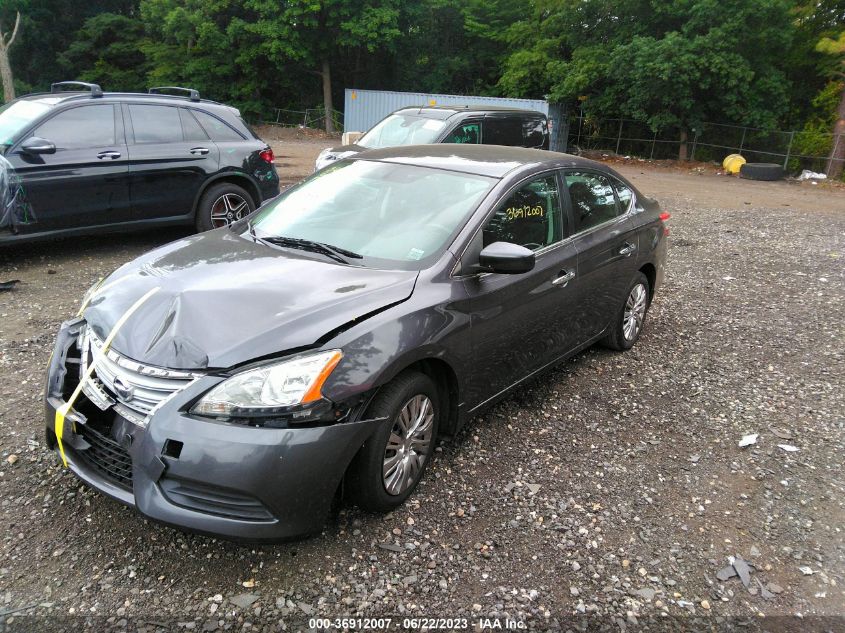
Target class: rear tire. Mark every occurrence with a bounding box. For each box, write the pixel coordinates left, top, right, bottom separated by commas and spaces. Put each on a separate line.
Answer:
602, 272, 650, 351
195, 183, 255, 232
739, 163, 783, 181
347, 372, 440, 512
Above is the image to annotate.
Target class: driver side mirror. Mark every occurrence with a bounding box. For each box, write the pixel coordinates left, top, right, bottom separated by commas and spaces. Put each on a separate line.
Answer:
478, 241, 535, 274
20, 137, 56, 155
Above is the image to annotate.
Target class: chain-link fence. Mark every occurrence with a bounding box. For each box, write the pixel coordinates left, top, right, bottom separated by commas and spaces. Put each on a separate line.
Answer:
568, 113, 843, 177
261, 107, 344, 132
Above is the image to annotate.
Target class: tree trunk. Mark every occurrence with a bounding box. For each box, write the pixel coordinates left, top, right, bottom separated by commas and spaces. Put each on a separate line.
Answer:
0, 42, 13, 103
0, 12, 20, 103
321, 58, 335, 134
827, 82, 845, 180
678, 129, 688, 161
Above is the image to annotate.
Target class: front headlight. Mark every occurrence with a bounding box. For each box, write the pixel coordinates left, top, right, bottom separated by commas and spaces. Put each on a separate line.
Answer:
191, 350, 342, 419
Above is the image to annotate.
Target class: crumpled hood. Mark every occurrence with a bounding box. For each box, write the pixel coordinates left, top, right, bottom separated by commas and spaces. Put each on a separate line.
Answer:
83, 229, 418, 370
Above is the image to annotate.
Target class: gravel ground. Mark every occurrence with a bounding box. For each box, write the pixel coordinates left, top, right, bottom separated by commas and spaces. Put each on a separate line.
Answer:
0, 144, 843, 632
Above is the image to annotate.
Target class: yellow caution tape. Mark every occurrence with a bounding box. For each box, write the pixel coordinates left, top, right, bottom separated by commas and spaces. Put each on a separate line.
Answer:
56, 286, 160, 467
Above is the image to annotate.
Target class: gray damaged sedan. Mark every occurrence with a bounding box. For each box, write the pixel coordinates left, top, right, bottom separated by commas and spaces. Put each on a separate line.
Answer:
44, 145, 668, 540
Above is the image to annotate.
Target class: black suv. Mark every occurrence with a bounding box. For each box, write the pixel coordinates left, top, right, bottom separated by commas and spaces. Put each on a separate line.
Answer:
315, 105, 549, 169
0, 82, 279, 243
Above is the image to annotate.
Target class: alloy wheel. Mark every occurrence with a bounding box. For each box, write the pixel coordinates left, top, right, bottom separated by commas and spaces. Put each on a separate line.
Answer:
210, 193, 249, 228
382, 394, 435, 496
623, 282, 648, 341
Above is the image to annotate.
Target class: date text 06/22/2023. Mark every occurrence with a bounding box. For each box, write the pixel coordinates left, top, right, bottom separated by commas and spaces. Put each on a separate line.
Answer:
307, 617, 527, 630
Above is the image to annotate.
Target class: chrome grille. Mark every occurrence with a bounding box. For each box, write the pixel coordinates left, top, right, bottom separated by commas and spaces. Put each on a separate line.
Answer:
79, 325, 200, 426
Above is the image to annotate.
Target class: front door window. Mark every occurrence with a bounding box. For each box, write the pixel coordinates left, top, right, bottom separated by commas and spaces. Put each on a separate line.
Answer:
482, 174, 562, 251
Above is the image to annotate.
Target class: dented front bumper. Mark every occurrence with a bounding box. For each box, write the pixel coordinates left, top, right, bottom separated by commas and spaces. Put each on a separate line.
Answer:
44, 319, 381, 541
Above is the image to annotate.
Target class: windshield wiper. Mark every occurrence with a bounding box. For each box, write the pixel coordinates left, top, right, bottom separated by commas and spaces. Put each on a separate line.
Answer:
246, 222, 363, 262
261, 235, 363, 263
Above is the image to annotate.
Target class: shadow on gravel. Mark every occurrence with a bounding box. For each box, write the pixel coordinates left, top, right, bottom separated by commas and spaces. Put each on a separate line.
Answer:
0, 227, 192, 266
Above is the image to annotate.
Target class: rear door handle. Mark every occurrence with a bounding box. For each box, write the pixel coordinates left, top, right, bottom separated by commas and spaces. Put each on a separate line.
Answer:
552, 270, 576, 287
190, 147, 210, 156
619, 242, 637, 257
97, 151, 121, 160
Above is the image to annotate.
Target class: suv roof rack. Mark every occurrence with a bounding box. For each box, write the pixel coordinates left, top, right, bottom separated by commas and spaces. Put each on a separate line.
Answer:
51, 81, 103, 98
149, 86, 200, 102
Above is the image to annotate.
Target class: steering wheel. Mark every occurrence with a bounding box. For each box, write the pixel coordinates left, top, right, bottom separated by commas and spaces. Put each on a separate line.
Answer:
522, 242, 542, 251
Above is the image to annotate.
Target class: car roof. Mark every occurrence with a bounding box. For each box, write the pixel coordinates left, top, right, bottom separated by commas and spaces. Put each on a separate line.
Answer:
352, 144, 607, 179
17, 91, 229, 111
394, 105, 546, 121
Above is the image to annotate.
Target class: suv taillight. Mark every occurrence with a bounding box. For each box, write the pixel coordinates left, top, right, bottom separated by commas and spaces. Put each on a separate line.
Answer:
259, 148, 274, 163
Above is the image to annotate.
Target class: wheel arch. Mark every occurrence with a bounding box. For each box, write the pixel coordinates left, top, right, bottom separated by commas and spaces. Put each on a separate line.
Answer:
639, 262, 657, 301
192, 173, 262, 217
360, 353, 462, 438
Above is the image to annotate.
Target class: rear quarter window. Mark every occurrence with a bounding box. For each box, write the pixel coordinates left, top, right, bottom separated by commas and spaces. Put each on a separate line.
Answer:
192, 110, 245, 142
522, 117, 547, 148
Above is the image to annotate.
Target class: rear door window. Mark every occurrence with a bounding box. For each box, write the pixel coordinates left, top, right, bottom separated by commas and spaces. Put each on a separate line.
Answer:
180, 108, 209, 142
129, 105, 182, 143
613, 179, 634, 212
192, 110, 244, 141
564, 171, 620, 233
34, 105, 116, 148
483, 116, 523, 146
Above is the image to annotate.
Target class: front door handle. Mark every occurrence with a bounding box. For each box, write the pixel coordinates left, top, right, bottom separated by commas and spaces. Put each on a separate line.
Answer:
619, 242, 637, 257
190, 147, 210, 156
552, 270, 576, 287
97, 151, 121, 160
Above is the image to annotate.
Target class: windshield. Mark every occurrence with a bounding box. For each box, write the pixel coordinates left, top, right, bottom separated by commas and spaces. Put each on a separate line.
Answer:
358, 114, 448, 149
0, 100, 52, 146
251, 160, 496, 269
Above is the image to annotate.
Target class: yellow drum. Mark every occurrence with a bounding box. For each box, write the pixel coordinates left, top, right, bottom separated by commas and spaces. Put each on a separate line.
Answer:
723, 153, 746, 174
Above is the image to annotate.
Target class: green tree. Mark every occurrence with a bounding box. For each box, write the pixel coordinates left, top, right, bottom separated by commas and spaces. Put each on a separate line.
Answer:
390, 0, 524, 96
244, 0, 401, 132
60, 13, 148, 92
500, 0, 797, 160
8, 0, 136, 95
139, 0, 282, 120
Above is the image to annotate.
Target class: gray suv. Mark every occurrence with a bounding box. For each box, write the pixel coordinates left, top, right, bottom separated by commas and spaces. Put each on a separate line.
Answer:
315, 105, 549, 170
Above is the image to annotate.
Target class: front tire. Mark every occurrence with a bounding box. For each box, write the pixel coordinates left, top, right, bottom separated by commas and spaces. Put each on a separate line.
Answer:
347, 372, 440, 512
195, 183, 255, 232
602, 272, 650, 351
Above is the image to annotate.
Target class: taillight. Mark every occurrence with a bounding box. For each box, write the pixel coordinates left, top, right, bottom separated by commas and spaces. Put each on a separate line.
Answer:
259, 148, 274, 163
659, 212, 670, 235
